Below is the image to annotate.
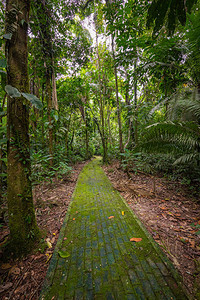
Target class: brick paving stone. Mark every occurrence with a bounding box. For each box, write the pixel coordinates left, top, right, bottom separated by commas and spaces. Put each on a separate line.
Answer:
40, 158, 189, 300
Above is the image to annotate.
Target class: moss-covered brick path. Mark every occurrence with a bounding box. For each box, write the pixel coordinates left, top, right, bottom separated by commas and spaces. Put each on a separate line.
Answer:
40, 157, 188, 300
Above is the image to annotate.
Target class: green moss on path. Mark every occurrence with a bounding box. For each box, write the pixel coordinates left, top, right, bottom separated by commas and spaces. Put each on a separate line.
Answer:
40, 157, 189, 299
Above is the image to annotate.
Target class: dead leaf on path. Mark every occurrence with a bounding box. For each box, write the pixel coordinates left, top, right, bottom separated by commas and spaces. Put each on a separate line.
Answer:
130, 237, 142, 242
175, 213, 181, 217
189, 240, 195, 248
161, 213, 167, 219
108, 216, 114, 219
1, 263, 12, 270
46, 238, 52, 248
46, 253, 52, 263
160, 206, 167, 210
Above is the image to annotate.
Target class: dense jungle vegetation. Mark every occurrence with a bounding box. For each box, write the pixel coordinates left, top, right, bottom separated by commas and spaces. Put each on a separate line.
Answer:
0, 0, 200, 255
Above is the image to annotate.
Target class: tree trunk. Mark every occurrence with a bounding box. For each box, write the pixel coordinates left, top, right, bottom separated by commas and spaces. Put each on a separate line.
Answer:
134, 58, 138, 145
5, 0, 39, 256
46, 70, 53, 167
95, 26, 108, 163
124, 72, 134, 150
0, 94, 6, 200
111, 35, 124, 153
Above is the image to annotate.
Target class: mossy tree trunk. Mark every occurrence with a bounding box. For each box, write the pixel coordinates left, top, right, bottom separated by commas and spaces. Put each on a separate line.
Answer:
5, 0, 39, 256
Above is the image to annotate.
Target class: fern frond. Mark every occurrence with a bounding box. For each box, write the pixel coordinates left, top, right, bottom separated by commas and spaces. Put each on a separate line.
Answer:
174, 153, 200, 165
140, 121, 200, 165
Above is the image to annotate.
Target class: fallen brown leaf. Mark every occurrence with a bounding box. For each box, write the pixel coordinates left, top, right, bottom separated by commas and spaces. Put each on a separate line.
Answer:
1, 263, 12, 270
130, 237, 142, 242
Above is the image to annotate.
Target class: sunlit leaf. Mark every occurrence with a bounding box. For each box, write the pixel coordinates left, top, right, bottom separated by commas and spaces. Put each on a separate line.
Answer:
58, 250, 70, 258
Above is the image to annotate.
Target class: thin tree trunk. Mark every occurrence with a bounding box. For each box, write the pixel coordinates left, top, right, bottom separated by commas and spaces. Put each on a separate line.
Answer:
134, 58, 138, 145
0, 94, 6, 202
124, 71, 134, 149
95, 28, 108, 162
41, 83, 45, 147
6, 0, 39, 255
46, 70, 53, 167
111, 35, 124, 153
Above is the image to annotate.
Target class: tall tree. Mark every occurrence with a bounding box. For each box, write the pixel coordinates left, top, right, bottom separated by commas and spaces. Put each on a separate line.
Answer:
5, 0, 39, 255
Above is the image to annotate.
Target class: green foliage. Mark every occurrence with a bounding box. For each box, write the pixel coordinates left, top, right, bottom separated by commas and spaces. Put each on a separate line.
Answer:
5, 85, 43, 109
120, 150, 144, 174
146, 0, 198, 36
31, 150, 72, 184
22, 93, 43, 110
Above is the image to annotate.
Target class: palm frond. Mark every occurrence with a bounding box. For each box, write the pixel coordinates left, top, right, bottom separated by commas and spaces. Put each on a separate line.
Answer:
174, 153, 200, 165
140, 121, 200, 165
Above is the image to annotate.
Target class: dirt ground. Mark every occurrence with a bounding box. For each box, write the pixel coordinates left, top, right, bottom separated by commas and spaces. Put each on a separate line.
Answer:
0, 159, 200, 299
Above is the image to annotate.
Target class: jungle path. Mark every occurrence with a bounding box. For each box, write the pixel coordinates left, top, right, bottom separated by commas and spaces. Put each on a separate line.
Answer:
40, 157, 188, 300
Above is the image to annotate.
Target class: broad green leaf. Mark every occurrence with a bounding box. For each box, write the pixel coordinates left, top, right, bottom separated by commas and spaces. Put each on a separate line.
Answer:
5, 85, 21, 98
0, 58, 7, 68
58, 250, 70, 258
22, 93, 43, 110
0, 173, 7, 177
0, 158, 7, 163
195, 230, 200, 235
3, 33, 12, 40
